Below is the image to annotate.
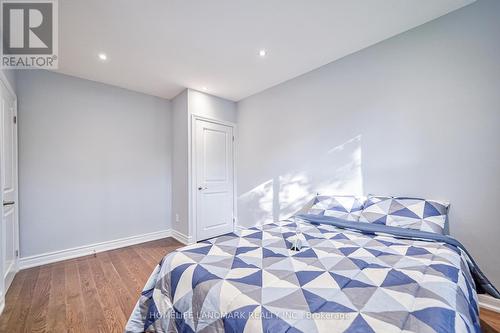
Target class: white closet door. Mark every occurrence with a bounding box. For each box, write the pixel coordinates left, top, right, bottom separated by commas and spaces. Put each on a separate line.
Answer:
194, 118, 234, 241
0, 79, 19, 302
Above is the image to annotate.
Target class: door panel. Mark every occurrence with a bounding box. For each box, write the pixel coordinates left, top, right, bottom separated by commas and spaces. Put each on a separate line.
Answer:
1, 98, 13, 192
202, 191, 231, 229
204, 129, 228, 181
3, 207, 15, 275
195, 119, 234, 241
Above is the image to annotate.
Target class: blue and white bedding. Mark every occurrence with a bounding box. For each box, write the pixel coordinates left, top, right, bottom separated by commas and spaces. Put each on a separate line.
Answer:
125, 215, 498, 333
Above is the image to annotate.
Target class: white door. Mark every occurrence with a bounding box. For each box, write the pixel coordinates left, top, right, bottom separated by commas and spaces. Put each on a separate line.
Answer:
194, 118, 234, 241
0, 79, 19, 299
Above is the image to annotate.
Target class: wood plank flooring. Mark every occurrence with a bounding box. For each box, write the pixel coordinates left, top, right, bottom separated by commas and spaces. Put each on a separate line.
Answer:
481, 308, 500, 333
0, 238, 182, 333
0, 236, 498, 332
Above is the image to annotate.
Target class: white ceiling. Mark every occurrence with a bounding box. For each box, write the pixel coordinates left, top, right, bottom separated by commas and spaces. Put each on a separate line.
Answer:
57, 0, 474, 101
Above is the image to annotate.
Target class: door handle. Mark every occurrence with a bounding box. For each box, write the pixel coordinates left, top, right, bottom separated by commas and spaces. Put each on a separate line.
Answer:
198, 186, 207, 191
3, 201, 15, 206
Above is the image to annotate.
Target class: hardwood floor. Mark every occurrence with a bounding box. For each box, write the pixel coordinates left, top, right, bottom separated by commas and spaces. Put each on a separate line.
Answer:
0, 237, 498, 333
0, 238, 183, 333
481, 308, 500, 333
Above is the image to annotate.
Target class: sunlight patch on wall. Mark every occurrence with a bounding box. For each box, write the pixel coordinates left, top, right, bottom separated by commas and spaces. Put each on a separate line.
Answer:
279, 135, 363, 220
279, 172, 313, 220
238, 179, 274, 226
238, 135, 364, 227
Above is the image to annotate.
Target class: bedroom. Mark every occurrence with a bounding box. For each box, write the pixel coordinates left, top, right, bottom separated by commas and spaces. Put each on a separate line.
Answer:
0, 0, 499, 332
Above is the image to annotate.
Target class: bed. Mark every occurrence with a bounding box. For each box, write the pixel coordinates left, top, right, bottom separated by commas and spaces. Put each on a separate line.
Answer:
125, 196, 499, 333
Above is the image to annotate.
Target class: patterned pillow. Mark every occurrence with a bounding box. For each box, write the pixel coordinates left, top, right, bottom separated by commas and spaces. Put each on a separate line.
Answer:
307, 195, 365, 221
359, 195, 449, 234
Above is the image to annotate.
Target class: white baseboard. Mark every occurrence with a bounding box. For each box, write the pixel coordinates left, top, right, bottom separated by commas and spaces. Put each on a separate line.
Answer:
479, 294, 500, 313
171, 229, 193, 245
19, 229, 172, 270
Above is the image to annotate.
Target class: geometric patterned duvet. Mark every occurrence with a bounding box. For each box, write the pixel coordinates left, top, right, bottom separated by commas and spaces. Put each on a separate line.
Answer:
125, 220, 481, 333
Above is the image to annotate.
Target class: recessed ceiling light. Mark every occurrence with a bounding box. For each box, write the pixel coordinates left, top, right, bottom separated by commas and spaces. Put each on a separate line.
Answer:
259, 49, 267, 57
98, 53, 107, 61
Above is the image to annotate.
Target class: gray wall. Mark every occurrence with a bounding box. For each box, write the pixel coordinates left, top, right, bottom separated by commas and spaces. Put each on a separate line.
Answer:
237, 0, 500, 287
17, 70, 172, 257
171, 90, 189, 236
189, 89, 237, 123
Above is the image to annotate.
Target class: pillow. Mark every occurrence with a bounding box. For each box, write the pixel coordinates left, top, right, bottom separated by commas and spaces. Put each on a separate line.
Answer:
359, 195, 449, 234
307, 195, 365, 221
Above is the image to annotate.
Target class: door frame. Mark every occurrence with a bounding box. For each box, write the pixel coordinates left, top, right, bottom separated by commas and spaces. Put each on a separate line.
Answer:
190, 115, 237, 243
0, 72, 20, 312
